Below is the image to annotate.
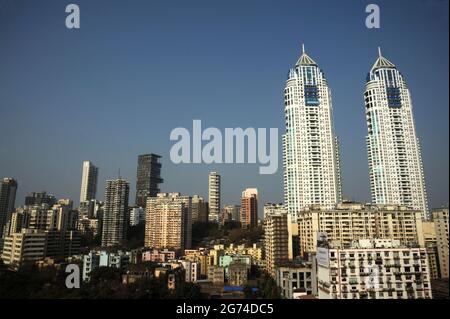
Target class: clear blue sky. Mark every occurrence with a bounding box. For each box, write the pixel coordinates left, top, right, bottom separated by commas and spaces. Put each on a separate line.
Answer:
0, 0, 448, 214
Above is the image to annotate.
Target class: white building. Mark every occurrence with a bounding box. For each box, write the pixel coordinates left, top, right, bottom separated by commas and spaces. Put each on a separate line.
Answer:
263, 203, 286, 219
79, 161, 99, 203
317, 239, 432, 299
208, 172, 221, 223
276, 262, 316, 299
82, 250, 130, 281
223, 204, 241, 222
129, 207, 145, 226
180, 260, 199, 282
283, 45, 342, 222
364, 48, 428, 219
1, 229, 46, 269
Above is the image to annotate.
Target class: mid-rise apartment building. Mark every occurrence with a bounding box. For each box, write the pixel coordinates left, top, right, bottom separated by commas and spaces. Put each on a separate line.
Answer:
317, 239, 432, 299
82, 250, 131, 281
264, 211, 290, 277
276, 262, 316, 299
433, 209, 449, 278
1, 229, 47, 269
298, 202, 424, 255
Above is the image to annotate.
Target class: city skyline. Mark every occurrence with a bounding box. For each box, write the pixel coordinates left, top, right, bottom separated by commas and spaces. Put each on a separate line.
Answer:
0, 0, 448, 213
0, 0, 448, 302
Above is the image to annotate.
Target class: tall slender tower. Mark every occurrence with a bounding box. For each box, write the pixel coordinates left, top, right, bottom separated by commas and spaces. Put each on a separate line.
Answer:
0, 178, 18, 238
240, 188, 258, 229
364, 48, 429, 218
264, 211, 289, 278
79, 161, 99, 203
208, 172, 221, 223
135, 154, 163, 208
102, 178, 129, 247
282, 45, 342, 222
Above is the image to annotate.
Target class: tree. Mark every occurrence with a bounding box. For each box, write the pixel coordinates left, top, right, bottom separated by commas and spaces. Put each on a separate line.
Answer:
174, 282, 202, 299
243, 284, 256, 299
257, 272, 281, 299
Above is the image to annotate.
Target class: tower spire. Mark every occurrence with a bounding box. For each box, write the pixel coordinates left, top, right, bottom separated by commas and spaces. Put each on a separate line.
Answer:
378, 46, 382, 58
295, 43, 317, 66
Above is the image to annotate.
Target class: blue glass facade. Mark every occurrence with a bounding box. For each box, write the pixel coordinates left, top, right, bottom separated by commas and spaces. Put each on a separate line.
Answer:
304, 85, 320, 106
386, 87, 402, 108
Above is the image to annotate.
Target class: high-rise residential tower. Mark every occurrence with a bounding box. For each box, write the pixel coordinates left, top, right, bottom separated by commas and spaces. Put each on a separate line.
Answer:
282, 45, 342, 222
0, 178, 18, 238
79, 161, 99, 203
241, 188, 258, 229
101, 178, 129, 247
264, 211, 290, 277
364, 48, 429, 218
145, 193, 191, 251
135, 154, 163, 208
191, 195, 208, 224
208, 172, 221, 223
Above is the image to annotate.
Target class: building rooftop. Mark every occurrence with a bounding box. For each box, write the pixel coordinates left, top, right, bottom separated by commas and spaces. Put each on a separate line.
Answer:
370, 47, 396, 71
295, 44, 318, 66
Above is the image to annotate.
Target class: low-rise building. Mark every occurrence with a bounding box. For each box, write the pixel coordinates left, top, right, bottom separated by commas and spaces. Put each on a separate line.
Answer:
142, 249, 176, 263
155, 265, 185, 290
219, 254, 251, 278
228, 262, 248, 286
276, 262, 316, 299
82, 250, 131, 281
180, 260, 199, 282
208, 265, 225, 284
184, 248, 214, 279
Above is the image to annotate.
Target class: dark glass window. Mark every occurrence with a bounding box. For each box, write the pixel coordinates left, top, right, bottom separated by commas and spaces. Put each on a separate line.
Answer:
304, 85, 320, 106
386, 87, 401, 108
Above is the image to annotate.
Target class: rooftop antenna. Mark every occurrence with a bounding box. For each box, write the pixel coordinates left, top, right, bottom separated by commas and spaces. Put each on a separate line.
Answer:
378, 46, 382, 58
118, 168, 121, 179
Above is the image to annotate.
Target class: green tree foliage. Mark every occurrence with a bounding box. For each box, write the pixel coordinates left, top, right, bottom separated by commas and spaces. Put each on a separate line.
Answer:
257, 271, 281, 299
192, 222, 263, 248
0, 263, 202, 299
243, 284, 256, 299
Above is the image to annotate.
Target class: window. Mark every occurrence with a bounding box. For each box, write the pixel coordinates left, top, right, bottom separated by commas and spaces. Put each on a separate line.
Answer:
386, 87, 401, 108
304, 85, 320, 106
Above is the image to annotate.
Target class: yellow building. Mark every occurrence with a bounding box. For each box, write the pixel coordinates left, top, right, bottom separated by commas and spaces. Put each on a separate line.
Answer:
298, 203, 425, 255
1, 229, 46, 269
422, 221, 440, 279
433, 209, 449, 278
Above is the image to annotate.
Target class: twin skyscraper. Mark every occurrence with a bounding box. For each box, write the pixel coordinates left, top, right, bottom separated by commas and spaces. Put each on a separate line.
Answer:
283, 45, 429, 221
